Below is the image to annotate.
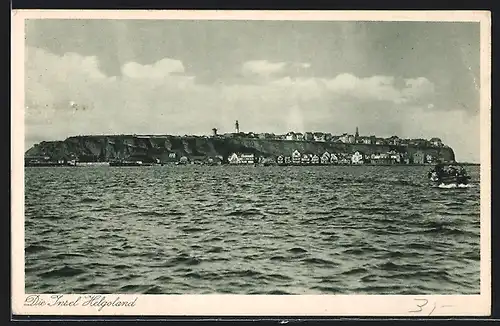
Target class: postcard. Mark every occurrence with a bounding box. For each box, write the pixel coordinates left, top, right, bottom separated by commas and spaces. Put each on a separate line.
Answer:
11, 10, 491, 317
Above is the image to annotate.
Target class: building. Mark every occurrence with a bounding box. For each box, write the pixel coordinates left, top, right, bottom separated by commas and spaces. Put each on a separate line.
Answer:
351, 151, 364, 164
324, 133, 333, 142
339, 133, 349, 143
313, 132, 325, 142
311, 154, 320, 164
277, 155, 285, 165
388, 136, 401, 146
304, 132, 314, 141
301, 154, 310, 164
360, 137, 371, 144
330, 153, 338, 164
338, 153, 351, 164
389, 152, 401, 163
212, 128, 218, 137
430, 137, 443, 147
321, 151, 331, 164
228, 153, 241, 164
286, 132, 297, 141
292, 150, 301, 164
240, 153, 255, 164
284, 156, 292, 164
426, 154, 435, 164
235, 120, 240, 133
413, 151, 425, 164
296, 133, 304, 141
179, 156, 189, 164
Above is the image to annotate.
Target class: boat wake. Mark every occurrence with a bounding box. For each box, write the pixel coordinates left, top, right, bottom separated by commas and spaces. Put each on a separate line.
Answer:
437, 183, 472, 189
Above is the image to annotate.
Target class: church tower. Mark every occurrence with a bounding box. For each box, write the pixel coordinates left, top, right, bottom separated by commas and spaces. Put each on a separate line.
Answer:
235, 120, 240, 133
355, 126, 359, 139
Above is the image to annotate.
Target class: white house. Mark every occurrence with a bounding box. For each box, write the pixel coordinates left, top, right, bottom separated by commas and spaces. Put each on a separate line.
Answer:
240, 153, 255, 164
313, 133, 326, 142
301, 154, 310, 164
330, 153, 338, 164
286, 132, 297, 141
292, 150, 301, 164
228, 153, 241, 164
321, 151, 330, 164
351, 151, 364, 164
430, 137, 443, 147
284, 156, 292, 164
277, 155, 285, 164
311, 154, 320, 164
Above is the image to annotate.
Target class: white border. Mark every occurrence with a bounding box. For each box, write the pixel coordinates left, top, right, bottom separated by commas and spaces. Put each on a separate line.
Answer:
11, 10, 491, 316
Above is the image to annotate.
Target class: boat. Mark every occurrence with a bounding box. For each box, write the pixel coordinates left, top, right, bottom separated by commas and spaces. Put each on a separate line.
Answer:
427, 162, 470, 185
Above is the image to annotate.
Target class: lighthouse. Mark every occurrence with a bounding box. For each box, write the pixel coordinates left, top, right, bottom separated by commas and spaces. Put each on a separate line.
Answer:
235, 120, 240, 134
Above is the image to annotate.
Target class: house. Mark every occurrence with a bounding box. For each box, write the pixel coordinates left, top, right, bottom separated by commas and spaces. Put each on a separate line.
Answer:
296, 133, 304, 141
430, 137, 443, 147
351, 151, 364, 164
286, 132, 297, 141
277, 155, 285, 165
304, 132, 314, 141
347, 135, 356, 144
361, 137, 371, 145
425, 154, 435, 164
179, 156, 189, 164
313, 132, 325, 142
388, 136, 401, 146
389, 152, 401, 163
339, 133, 349, 143
375, 138, 386, 145
321, 151, 331, 164
338, 154, 351, 165
240, 153, 255, 164
292, 150, 301, 164
324, 133, 333, 142
284, 156, 292, 164
301, 154, 310, 164
228, 153, 241, 164
329, 153, 338, 164
207, 157, 223, 165
413, 151, 425, 164
311, 154, 320, 164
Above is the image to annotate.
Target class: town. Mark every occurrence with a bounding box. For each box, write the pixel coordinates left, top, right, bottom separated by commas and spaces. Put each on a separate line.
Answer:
213, 120, 448, 166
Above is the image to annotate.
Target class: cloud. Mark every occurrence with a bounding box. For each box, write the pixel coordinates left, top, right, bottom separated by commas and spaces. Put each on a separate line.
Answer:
121, 58, 185, 79
241, 60, 287, 76
23, 46, 479, 162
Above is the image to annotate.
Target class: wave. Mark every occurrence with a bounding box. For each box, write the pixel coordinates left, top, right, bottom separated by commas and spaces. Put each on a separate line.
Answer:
438, 183, 473, 189
25, 244, 51, 253
288, 247, 308, 254
80, 197, 100, 203
225, 209, 262, 217
38, 265, 86, 278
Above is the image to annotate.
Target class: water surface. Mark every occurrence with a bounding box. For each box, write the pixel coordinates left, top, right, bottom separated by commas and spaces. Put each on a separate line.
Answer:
24, 165, 481, 294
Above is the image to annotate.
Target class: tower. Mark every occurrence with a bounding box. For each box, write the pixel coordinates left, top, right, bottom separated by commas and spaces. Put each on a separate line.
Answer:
235, 120, 240, 133
212, 128, 218, 136
355, 126, 359, 139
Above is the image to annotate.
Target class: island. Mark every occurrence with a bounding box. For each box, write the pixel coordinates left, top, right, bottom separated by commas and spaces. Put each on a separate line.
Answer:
25, 124, 456, 167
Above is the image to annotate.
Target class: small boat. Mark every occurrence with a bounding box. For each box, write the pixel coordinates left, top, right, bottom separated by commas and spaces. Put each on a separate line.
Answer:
428, 162, 470, 186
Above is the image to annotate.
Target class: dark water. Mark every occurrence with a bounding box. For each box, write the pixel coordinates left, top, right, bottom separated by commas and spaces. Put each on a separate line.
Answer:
24, 165, 480, 294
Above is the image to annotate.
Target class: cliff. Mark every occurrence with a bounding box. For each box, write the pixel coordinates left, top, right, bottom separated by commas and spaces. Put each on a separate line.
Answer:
25, 135, 455, 163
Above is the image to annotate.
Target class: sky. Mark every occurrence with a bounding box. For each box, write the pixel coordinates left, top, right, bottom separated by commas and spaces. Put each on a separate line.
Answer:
24, 19, 481, 162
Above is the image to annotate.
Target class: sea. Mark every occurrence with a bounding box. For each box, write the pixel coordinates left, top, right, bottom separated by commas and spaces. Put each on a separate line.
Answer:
24, 165, 481, 295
